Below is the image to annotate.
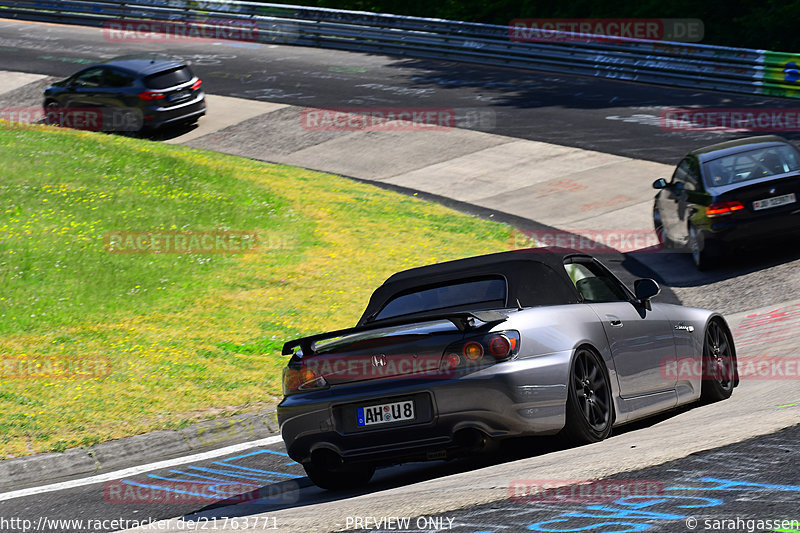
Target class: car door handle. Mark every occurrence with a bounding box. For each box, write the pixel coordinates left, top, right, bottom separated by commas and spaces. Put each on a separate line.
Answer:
608, 317, 623, 327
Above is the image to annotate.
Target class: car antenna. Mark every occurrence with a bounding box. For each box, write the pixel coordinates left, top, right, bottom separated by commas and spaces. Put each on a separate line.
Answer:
516, 298, 523, 310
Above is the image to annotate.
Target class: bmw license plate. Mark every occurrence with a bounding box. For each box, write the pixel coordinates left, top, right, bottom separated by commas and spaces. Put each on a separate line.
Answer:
169, 90, 191, 102
753, 193, 796, 211
357, 400, 414, 427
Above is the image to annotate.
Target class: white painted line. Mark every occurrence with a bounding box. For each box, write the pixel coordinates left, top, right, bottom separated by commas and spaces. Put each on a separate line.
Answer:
0, 435, 284, 502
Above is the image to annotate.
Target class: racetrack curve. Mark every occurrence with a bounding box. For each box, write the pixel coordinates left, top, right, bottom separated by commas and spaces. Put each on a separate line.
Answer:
1, 17, 799, 533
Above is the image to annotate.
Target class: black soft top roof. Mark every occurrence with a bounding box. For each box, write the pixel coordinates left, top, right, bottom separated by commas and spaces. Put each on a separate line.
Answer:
357, 248, 586, 325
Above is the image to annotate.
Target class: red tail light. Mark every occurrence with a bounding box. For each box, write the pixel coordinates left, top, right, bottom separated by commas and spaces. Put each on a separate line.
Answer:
488, 335, 512, 359
191, 78, 202, 90
441, 331, 520, 371
282, 364, 328, 395
138, 91, 166, 101
444, 353, 461, 369
707, 200, 744, 217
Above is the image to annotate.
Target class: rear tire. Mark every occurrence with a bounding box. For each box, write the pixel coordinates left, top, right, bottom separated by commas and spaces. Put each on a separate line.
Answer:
688, 224, 716, 271
44, 100, 62, 126
119, 110, 142, 133
303, 459, 375, 490
653, 205, 674, 249
700, 319, 735, 402
561, 347, 614, 444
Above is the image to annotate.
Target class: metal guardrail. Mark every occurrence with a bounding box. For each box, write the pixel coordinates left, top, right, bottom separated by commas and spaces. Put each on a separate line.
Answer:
1, 0, 799, 99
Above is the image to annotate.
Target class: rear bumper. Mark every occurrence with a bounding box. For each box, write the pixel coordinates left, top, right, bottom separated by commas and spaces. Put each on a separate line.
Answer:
703, 208, 800, 248
277, 351, 570, 465
145, 93, 206, 128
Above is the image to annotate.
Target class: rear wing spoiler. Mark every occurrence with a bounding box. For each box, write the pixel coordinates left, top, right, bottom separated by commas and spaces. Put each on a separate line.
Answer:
281, 310, 509, 356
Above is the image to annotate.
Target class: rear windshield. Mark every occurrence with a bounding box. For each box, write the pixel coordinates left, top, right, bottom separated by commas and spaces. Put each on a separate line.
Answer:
703, 144, 800, 187
144, 66, 193, 89
375, 277, 507, 321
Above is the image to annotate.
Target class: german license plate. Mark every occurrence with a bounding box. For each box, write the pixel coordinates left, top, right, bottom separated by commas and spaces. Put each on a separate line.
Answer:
753, 193, 796, 211
169, 90, 191, 102
357, 400, 414, 427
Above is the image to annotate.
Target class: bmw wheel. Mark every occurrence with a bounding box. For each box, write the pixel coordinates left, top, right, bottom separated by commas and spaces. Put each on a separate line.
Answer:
688, 224, 715, 271
562, 347, 613, 444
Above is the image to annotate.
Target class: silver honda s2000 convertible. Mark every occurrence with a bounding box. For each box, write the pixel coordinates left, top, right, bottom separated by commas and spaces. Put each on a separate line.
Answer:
278, 248, 738, 489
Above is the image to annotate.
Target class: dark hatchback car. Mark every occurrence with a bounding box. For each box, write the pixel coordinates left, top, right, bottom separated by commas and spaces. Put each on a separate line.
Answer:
653, 135, 800, 270
43, 54, 205, 133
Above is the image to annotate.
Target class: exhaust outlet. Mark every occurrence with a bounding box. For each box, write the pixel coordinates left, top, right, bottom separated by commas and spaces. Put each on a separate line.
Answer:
310, 448, 343, 469
454, 428, 492, 451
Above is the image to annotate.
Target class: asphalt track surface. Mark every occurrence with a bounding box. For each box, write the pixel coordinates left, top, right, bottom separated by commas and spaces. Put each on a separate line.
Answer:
0, 440, 306, 533
346, 423, 800, 533
2, 17, 799, 316
11, 421, 800, 533
2, 17, 800, 533
0, 427, 683, 532
2, 18, 800, 165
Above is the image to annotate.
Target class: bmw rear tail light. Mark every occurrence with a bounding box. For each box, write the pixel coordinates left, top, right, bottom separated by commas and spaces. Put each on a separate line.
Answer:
138, 91, 166, 101
282, 364, 328, 395
706, 200, 744, 217
190, 78, 202, 90
440, 331, 520, 371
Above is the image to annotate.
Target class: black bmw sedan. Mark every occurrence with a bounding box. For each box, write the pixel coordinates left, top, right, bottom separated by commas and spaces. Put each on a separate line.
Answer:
653, 135, 800, 270
43, 54, 205, 133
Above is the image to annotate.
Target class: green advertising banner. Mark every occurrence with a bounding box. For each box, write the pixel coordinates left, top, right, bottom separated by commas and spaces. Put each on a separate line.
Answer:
761, 51, 800, 99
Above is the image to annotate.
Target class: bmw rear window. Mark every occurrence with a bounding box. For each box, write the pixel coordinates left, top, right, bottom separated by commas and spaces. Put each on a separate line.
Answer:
703, 144, 800, 187
375, 277, 507, 321
144, 66, 193, 89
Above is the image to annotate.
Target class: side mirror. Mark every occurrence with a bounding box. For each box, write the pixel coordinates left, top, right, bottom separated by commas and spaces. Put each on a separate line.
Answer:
652, 178, 668, 189
634, 278, 660, 310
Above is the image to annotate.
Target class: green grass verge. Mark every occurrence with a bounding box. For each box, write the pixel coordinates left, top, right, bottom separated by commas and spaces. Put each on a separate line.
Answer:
0, 122, 512, 457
